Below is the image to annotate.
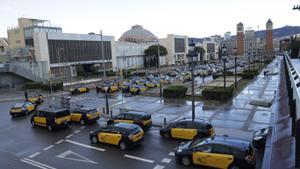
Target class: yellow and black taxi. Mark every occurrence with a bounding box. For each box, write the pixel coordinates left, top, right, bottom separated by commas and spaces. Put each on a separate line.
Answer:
10, 102, 36, 117
31, 107, 71, 131
96, 83, 119, 93
159, 118, 215, 140
70, 87, 90, 95
70, 107, 100, 125
175, 136, 255, 169
120, 81, 132, 93
89, 123, 144, 150
28, 94, 44, 105
140, 80, 155, 88
107, 111, 152, 130
130, 84, 147, 95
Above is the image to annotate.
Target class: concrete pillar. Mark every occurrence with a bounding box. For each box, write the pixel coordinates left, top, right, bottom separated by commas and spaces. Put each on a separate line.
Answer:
296, 120, 300, 168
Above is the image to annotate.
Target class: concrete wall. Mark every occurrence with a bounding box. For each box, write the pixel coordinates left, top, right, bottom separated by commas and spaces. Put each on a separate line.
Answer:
0, 72, 29, 89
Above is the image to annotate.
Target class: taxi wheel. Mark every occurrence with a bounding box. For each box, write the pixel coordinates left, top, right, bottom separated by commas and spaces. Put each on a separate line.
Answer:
80, 119, 86, 126
181, 156, 192, 166
47, 125, 53, 132
228, 164, 240, 169
91, 136, 98, 144
119, 141, 127, 150
163, 132, 171, 139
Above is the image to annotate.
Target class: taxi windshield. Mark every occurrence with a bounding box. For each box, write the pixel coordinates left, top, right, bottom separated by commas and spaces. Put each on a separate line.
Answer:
190, 137, 207, 148
87, 109, 97, 114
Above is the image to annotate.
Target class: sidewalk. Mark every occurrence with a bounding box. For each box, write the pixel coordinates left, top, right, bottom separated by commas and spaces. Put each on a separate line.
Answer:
262, 59, 295, 169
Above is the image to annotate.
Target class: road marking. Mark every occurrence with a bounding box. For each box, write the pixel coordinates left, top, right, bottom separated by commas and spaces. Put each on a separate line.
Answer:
168, 152, 175, 156
55, 139, 64, 144
28, 152, 40, 158
43, 145, 54, 151
74, 130, 81, 134
161, 158, 172, 163
56, 150, 97, 164
124, 154, 154, 163
153, 165, 165, 169
65, 139, 105, 152
65, 134, 74, 139
80, 126, 86, 130
21, 158, 56, 169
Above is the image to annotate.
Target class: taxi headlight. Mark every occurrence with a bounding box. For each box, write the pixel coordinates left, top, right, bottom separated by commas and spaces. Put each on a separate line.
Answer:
253, 136, 263, 141
128, 134, 133, 140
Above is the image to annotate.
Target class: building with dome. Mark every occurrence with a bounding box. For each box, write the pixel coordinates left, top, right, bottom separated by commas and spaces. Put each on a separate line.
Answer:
115, 25, 166, 71
119, 25, 158, 43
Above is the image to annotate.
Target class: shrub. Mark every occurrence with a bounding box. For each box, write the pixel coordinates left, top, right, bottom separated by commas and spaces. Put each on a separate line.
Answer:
202, 87, 234, 101
163, 85, 188, 98
25, 82, 63, 91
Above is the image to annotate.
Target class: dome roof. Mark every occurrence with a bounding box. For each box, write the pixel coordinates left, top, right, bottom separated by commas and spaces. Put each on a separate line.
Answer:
119, 25, 158, 43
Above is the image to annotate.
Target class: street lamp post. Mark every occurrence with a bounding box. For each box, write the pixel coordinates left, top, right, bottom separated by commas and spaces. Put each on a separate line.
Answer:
187, 42, 198, 121
234, 47, 238, 89
104, 86, 109, 115
157, 43, 163, 100
221, 45, 227, 89
248, 49, 251, 70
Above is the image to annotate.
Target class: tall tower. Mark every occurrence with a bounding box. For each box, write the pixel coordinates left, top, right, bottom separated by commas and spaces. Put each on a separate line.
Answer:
236, 22, 244, 55
266, 19, 273, 57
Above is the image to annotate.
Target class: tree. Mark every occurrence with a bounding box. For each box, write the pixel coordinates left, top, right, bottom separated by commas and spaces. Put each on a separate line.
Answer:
289, 35, 300, 58
194, 46, 205, 62
144, 45, 168, 67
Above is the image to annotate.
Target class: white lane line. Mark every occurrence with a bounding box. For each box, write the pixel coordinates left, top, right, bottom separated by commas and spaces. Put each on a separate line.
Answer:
28, 152, 40, 158
153, 164, 165, 169
65, 134, 74, 139
43, 145, 54, 151
168, 152, 175, 156
80, 126, 86, 130
74, 130, 81, 134
21, 159, 48, 169
124, 154, 154, 163
55, 139, 64, 144
161, 158, 172, 163
65, 139, 105, 152
22, 158, 57, 169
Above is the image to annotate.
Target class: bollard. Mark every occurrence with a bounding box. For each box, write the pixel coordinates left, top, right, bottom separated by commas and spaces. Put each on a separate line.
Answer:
110, 110, 113, 118
164, 117, 167, 126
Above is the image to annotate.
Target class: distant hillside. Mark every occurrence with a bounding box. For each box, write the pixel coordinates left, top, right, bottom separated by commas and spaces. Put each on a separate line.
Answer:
189, 26, 300, 43
255, 26, 300, 39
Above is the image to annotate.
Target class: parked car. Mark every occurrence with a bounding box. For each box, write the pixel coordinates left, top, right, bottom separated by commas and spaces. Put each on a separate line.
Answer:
175, 136, 255, 169
10, 102, 36, 117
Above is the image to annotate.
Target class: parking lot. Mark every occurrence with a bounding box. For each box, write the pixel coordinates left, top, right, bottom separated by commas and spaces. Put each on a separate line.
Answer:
0, 58, 278, 169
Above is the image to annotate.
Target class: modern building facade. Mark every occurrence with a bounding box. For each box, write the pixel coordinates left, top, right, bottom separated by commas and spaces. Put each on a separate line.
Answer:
159, 34, 189, 65
220, 38, 237, 55
236, 22, 245, 55
33, 32, 115, 77
244, 29, 256, 53
0, 38, 9, 63
196, 41, 219, 60
266, 19, 273, 57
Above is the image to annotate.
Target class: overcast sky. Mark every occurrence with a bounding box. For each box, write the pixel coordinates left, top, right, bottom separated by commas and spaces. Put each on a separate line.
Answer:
0, 0, 299, 39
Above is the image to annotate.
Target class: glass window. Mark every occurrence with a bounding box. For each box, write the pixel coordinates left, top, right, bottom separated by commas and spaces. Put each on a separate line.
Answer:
212, 145, 231, 154
102, 127, 111, 132
175, 122, 187, 128
196, 145, 212, 153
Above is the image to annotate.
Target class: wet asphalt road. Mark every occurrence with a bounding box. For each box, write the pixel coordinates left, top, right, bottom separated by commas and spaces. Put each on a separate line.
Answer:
0, 101, 203, 169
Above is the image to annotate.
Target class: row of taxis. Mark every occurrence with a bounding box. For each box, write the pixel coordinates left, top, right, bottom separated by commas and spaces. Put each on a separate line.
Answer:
158, 117, 255, 169
9, 95, 44, 118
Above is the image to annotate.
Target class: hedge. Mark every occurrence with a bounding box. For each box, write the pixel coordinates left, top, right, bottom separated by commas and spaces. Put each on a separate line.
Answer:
212, 71, 234, 79
163, 85, 188, 98
202, 87, 234, 101
25, 82, 63, 91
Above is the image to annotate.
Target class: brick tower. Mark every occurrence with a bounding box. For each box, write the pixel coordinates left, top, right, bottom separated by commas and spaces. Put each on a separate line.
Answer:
236, 22, 244, 55
266, 19, 273, 57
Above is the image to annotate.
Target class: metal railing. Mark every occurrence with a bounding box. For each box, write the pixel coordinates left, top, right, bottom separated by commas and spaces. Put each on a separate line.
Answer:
283, 52, 300, 168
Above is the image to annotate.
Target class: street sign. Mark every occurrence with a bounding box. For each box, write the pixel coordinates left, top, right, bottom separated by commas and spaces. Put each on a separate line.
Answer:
56, 150, 97, 164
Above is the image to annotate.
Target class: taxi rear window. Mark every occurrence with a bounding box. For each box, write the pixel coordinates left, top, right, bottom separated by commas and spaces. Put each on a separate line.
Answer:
55, 110, 70, 118
129, 127, 140, 135
87, 109, 97, 114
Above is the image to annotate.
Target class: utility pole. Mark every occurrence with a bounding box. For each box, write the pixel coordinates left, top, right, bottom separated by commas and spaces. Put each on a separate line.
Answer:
100, 30, 106, 80
158, 42, 162, 100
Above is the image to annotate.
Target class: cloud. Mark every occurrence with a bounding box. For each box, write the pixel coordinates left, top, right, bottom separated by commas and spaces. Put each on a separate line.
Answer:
2, 5, 12, 11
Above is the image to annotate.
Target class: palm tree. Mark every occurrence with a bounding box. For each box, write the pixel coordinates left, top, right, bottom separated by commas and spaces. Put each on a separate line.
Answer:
144, 45, 168, 67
